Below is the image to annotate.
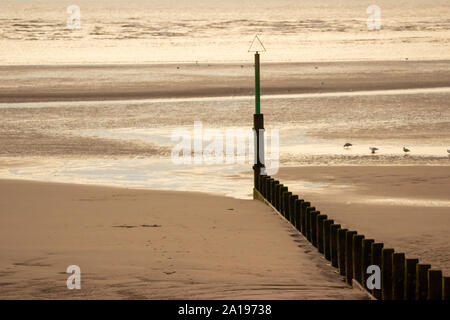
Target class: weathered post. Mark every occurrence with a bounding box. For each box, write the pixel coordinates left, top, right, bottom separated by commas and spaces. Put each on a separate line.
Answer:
270, 180, 276, 205
382, 248, 394, 300
330, 224, 341, 268
316, 215, 327, 253
310, 211, 319, 247
267, 178, 274, 203
265, 177, 272, 201
295, 199, 303, 230
345, 231, 357, 284
274, 184, 280, 209
352, 235, 365, 284
300, 201, 310, 235
264, 177, 269, 201
279, 186, 287, 213
416, 264, 431, 300
427, 269, 442, 300
280, 189, 286, 213
404, 258, 419, 300
371, 242, 384, 299
289, 195, 298, 224
261, 175, 269, 199
361, 239, 374, 287
323, 219, 334, 261
305, 206, 315, 242
283, 192, 292, 218
338, 228, 349, 276
392, 253, 405, 300
443, 277, 450, 300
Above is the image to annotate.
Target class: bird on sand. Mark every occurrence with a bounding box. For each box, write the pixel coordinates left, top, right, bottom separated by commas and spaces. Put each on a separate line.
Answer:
370, 147, 378, 154
403, 146, 410, 153
344, 143, 352, 148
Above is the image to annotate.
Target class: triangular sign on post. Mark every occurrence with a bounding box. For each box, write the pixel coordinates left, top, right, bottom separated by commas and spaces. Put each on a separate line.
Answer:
248, 35, 266, 53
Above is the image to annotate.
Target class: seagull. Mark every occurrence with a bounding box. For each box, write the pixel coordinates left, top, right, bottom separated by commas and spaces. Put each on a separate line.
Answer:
344, 143, 352, 148
403, 146, 410, 153
370, 147, 378, 154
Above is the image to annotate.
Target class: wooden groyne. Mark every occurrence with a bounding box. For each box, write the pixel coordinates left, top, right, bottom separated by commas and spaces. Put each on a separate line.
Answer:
254, 174, 450, 300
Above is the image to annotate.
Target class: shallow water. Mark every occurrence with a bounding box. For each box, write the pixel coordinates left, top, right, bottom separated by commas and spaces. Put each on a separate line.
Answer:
1, 89, 449, 198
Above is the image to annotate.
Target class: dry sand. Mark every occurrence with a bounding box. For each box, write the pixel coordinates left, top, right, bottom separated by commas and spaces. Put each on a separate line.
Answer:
274, 166, 450, 274
0, 179, 367, 300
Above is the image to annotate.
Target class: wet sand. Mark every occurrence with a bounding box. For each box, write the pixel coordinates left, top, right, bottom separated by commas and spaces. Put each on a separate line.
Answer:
274, 166, 450, 274
1, 60, 449, 103
0, 179, 367, 300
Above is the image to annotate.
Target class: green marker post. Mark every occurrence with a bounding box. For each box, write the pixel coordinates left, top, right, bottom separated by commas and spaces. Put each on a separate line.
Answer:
255, 52, 261, 114
250, 36, 266, 196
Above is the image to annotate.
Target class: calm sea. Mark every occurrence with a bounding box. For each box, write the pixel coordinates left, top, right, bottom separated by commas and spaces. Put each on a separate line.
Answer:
0, 0, 449, 64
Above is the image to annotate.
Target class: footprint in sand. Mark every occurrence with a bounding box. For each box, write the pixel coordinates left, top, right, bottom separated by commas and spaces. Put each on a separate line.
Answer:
164, 271, 176, 275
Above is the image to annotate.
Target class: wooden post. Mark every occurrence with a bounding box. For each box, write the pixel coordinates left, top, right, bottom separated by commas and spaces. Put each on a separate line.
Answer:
270, 179, 278, 205
274, 184, 280, 210
338, 228, 349, 276
266, 178, 271, 202
371, 242, 384, 299
428, 269, 442, 300
300, 201, 310, 235
259, 175, 265, 196
345, 231, 357, 284
316, 215, 327, 253
256, 173, 260, 192
443, 277, 450, 300
382, 248, 394, 300
392, 253, 405, 300
282, 191, 291, 218
352, 235, 365, 284
280, 190, 287, 215
361, 239, 374, 287
289, 195, 298, 225
263, 175, 269, 197
279, 186, 287, 212
404, 258, 419, 300
295, 199, 303, 230
323, 219, 334, 261
284, 192, 292, 219
330, 224, 341, 268
310, 211, 319, 247
416, 264, 431, 300
305, 206, 315, 242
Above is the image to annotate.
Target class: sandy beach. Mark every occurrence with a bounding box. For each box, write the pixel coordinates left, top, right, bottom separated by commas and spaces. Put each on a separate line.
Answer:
0, 0, 449, 304
0, 60, 449, 297
0, 179, 367, 300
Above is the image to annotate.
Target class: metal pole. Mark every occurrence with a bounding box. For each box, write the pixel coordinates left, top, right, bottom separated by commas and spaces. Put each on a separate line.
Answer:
253, 52, 265, 195
255, 52, 261, 114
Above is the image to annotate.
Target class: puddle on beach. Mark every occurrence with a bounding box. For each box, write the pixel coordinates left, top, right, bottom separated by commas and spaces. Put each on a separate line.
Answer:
355, 197, 450, 208
2, 120, 449, 199
2, 158, 255, 199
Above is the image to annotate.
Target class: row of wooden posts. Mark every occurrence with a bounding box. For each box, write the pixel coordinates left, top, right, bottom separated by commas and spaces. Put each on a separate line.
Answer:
256, 174, 450, 300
